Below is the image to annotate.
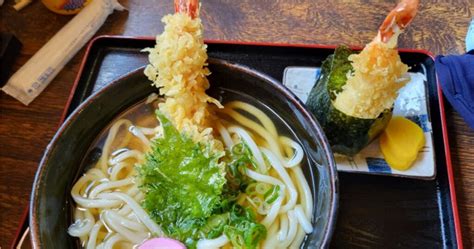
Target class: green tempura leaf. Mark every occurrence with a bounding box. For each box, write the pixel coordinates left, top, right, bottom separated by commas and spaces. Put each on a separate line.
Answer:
138, 113, 266, 248
138, 112, 226, 245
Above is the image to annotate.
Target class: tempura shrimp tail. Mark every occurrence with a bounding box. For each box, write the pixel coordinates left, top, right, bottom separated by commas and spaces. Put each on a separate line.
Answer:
175, 0, 199, 18
376, 0, 419, 47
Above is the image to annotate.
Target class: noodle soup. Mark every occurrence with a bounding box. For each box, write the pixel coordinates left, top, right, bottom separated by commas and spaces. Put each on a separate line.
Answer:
69, 92, 316, 248
32, 0, 337, 247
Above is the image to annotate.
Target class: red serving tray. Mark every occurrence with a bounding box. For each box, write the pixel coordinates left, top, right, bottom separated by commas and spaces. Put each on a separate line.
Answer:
12, 36, 463, 249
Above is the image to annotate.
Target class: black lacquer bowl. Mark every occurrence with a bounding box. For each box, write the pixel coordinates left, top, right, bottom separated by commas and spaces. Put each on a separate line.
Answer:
30, 58, 338, 248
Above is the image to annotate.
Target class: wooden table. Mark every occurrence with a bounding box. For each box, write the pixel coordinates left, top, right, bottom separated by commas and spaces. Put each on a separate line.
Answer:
1, 0, 473, 247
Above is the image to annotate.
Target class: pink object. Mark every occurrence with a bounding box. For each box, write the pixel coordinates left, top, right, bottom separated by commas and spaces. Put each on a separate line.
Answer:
139, 238, 187, 249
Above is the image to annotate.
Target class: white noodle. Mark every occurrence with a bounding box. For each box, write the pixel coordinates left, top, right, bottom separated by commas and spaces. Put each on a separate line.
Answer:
98, 192, 163, 236
295, 205, 313, 234
223, 108, 283, 159
136, 126, 159, 135
290, 226, 306, 249
86, 222, 102, 249
226, 101, 279, 139
261, 192, 283, 228
262, 148, 298, 213
129, 125, 152, 149
228, 126, 266, 173
109, 162, 130, 181
71, 174, 122, 208
102, 210, 147, 244
87, 168, 108, 179
126, 186, 140, 196
262, 221, 280, 249
89, 178, 133, 198
246, 168, 284, 186
98, 119, 132, 173
102, 233, 125, 249
109, 149, 143, 165
277, 213, 289, 241
106, 209, 147, 232
118, 205, 132, 217
279, 136, 304, 168
196, 234, 229, 249
280, 210, 298, 248
68, 209, 94, 237
292, 167, 313, 219
217, 122, 234, 149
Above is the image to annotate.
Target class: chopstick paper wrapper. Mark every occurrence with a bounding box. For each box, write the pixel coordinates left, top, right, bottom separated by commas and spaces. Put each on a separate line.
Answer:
1, 0, 125, 105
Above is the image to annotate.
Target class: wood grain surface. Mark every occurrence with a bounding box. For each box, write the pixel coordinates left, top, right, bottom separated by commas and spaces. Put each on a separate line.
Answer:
1, 0, 473, 247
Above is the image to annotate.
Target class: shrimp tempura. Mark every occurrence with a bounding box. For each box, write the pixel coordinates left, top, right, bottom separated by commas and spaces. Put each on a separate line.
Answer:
144, 5, 222, 146
333, 0, 418, 119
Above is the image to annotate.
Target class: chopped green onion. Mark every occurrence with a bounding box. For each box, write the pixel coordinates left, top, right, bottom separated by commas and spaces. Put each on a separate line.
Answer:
264, 185, 280, 204
255, 183, 269, 195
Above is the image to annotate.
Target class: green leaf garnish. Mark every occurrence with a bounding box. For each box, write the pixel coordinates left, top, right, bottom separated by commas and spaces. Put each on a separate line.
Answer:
138, 112, 266, 248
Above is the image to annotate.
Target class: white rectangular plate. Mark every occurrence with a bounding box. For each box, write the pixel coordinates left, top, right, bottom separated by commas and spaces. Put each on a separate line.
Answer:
283, 66, 435, 179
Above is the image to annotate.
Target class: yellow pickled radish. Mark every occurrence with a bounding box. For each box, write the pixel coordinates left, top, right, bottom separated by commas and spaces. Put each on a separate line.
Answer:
379, 116, 425, 170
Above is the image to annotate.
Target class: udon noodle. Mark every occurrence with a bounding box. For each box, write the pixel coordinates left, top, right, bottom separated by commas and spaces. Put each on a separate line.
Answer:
68, 98, 313, 248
